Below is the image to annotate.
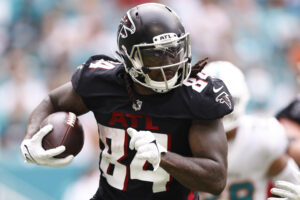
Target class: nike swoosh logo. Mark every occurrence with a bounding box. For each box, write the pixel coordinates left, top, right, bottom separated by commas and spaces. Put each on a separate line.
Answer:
213, 86, 223, 93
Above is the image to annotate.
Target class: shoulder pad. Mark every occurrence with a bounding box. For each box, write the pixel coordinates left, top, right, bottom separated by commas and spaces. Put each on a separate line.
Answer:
180, 72, 234, 119
82, 54, 120, 69
71, 54, 125, 98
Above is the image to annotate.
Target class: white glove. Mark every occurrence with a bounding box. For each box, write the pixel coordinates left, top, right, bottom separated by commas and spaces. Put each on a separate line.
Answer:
127, 127, 167, 171
20, 124, 74, 167
269, 170, 300, 200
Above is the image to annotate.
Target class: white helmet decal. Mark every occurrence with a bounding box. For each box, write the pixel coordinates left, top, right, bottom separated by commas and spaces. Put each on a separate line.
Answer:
118, 11, 136, 39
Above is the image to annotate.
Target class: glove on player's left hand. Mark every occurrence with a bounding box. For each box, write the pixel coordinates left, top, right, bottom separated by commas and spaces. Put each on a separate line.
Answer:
127, 127, 167, 171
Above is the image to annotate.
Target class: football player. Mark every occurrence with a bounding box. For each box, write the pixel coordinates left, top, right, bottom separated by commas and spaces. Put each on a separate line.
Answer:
267, 87, 300, 200
199, 61, 299, 200
20, 3, 233, 200
276, 95, 300, 166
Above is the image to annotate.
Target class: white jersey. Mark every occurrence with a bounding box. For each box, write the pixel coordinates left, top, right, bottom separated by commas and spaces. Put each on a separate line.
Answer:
200, 115, 288, 200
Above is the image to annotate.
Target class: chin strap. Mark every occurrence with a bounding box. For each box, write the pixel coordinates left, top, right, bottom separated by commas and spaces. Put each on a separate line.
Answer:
144, 72, 178, 93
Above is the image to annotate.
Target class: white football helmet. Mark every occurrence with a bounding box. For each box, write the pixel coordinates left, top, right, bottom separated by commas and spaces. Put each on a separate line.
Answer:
202, 61, 250, 132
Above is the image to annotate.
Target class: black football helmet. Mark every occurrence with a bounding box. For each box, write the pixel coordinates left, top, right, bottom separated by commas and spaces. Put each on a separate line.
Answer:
117, 3, 191, 93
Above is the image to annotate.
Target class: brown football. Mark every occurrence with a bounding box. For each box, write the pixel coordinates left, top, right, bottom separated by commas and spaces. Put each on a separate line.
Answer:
40, 112, 84, 158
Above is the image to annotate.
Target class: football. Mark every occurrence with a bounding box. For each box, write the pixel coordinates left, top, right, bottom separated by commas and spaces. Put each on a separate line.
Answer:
40, 112, 84, 158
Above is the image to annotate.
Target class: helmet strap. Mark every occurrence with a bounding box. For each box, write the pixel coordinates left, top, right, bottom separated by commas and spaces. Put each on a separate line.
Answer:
144, 72, 178, 93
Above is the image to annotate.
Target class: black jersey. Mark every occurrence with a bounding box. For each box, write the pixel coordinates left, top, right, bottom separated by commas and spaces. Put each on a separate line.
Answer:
71, 55, 233, 200
276, 94, 300, 124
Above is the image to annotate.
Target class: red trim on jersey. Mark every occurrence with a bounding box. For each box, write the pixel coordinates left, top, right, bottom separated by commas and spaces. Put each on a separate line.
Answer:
165, 134, 172, 190
117, 130, 129, 191
106, 163, 113, 175
123, 165, 130, 191
187, 190, 195, 200
195, 79, 208, 88
143, 161, 150, 170
106, 138, 112, 154
166, 176, 173, 191
267, 182, 274, 198
167, 134, 171, 150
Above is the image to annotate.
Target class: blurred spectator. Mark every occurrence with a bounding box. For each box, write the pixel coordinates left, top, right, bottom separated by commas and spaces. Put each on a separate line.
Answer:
164, 0, 234, 61
0, 1, 11, 56
0, 49, 47, 153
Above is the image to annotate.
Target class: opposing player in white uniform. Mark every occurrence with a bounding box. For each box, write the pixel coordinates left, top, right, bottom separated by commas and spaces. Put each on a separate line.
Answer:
200, 61, 299, 200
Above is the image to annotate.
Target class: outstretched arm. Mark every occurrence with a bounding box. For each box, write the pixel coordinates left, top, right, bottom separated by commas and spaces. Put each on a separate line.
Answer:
160, 119, 227, 194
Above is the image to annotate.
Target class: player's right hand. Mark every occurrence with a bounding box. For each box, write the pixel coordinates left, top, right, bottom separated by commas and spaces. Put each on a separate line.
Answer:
20, 124, 74, 167
268, 170, 300, 200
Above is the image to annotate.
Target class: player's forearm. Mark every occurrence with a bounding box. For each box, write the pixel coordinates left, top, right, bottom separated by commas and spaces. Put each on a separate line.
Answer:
160, 151, 226, 194
25, 83, 89, 139
25, 95, 56, 139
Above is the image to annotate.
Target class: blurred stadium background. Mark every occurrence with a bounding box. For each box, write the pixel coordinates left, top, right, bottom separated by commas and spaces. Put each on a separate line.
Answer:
0, 0, 299, 199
